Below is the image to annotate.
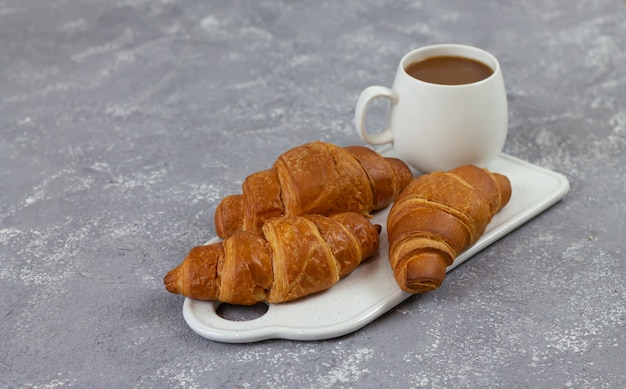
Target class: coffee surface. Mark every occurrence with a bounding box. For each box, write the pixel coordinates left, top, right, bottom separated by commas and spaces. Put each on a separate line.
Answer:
405, 56, 493, 85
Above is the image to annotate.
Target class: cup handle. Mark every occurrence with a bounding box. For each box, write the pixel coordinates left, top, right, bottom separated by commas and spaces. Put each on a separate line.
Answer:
354, 85, 399, 145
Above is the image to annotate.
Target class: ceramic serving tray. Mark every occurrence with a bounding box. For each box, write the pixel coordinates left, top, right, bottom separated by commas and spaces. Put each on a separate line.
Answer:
181, 151, 570, 343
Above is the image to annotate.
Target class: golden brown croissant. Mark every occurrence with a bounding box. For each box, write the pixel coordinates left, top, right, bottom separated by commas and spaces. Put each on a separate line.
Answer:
214, 141, 413, 239
164, 212, 381, 305
386, 165, 512, 294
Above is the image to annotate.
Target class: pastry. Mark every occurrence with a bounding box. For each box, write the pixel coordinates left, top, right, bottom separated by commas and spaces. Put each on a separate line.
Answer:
165, 212, 381, 305
214, 141, 412, 239
386, 165, 511, 293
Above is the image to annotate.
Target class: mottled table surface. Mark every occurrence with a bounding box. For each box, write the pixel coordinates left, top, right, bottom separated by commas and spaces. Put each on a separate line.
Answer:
2, 1, 625, 388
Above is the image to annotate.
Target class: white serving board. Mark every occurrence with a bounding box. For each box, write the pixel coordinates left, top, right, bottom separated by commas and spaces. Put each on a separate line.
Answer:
182, 152, 570, 343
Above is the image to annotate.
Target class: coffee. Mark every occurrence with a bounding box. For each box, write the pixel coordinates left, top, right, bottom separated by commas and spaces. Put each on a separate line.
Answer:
405, 56, 493, 85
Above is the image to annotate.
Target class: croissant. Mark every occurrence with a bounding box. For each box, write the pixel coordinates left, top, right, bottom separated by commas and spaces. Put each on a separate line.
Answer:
164, 212, 381, 305
387, 165, 512, 294
214, 141, 413, 239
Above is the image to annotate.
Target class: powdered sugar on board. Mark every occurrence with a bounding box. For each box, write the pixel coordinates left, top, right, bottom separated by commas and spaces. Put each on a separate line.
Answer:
182, 152, 570, 343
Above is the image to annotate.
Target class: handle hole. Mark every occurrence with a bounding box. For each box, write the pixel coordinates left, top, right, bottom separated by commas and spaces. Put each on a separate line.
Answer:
362, 97, 392, 137
216, 302, 269, 321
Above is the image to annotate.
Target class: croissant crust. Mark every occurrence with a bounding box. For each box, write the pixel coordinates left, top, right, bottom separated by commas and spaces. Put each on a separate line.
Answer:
164, 212, 381, 305
387, 165, 511, 294
214, 141, 412, 239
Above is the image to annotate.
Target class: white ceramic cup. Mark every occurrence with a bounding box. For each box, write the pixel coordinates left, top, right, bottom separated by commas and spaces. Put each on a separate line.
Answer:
354, 44, 508, 173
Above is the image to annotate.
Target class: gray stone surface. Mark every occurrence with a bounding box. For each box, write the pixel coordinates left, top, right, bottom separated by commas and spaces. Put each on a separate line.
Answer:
1, 0, 625, 387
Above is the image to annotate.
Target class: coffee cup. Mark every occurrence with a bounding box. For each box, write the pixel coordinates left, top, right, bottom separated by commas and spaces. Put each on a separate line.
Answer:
354, 44, 508, 173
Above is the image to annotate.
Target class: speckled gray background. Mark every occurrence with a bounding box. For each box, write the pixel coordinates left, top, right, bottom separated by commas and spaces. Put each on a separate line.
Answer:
1, 0, 625, 388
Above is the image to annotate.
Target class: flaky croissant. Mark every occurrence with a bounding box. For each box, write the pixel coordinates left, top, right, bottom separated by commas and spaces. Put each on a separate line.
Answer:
164, 212, 381, 305
387, 165, 512, 294
214, 141, 413, 239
